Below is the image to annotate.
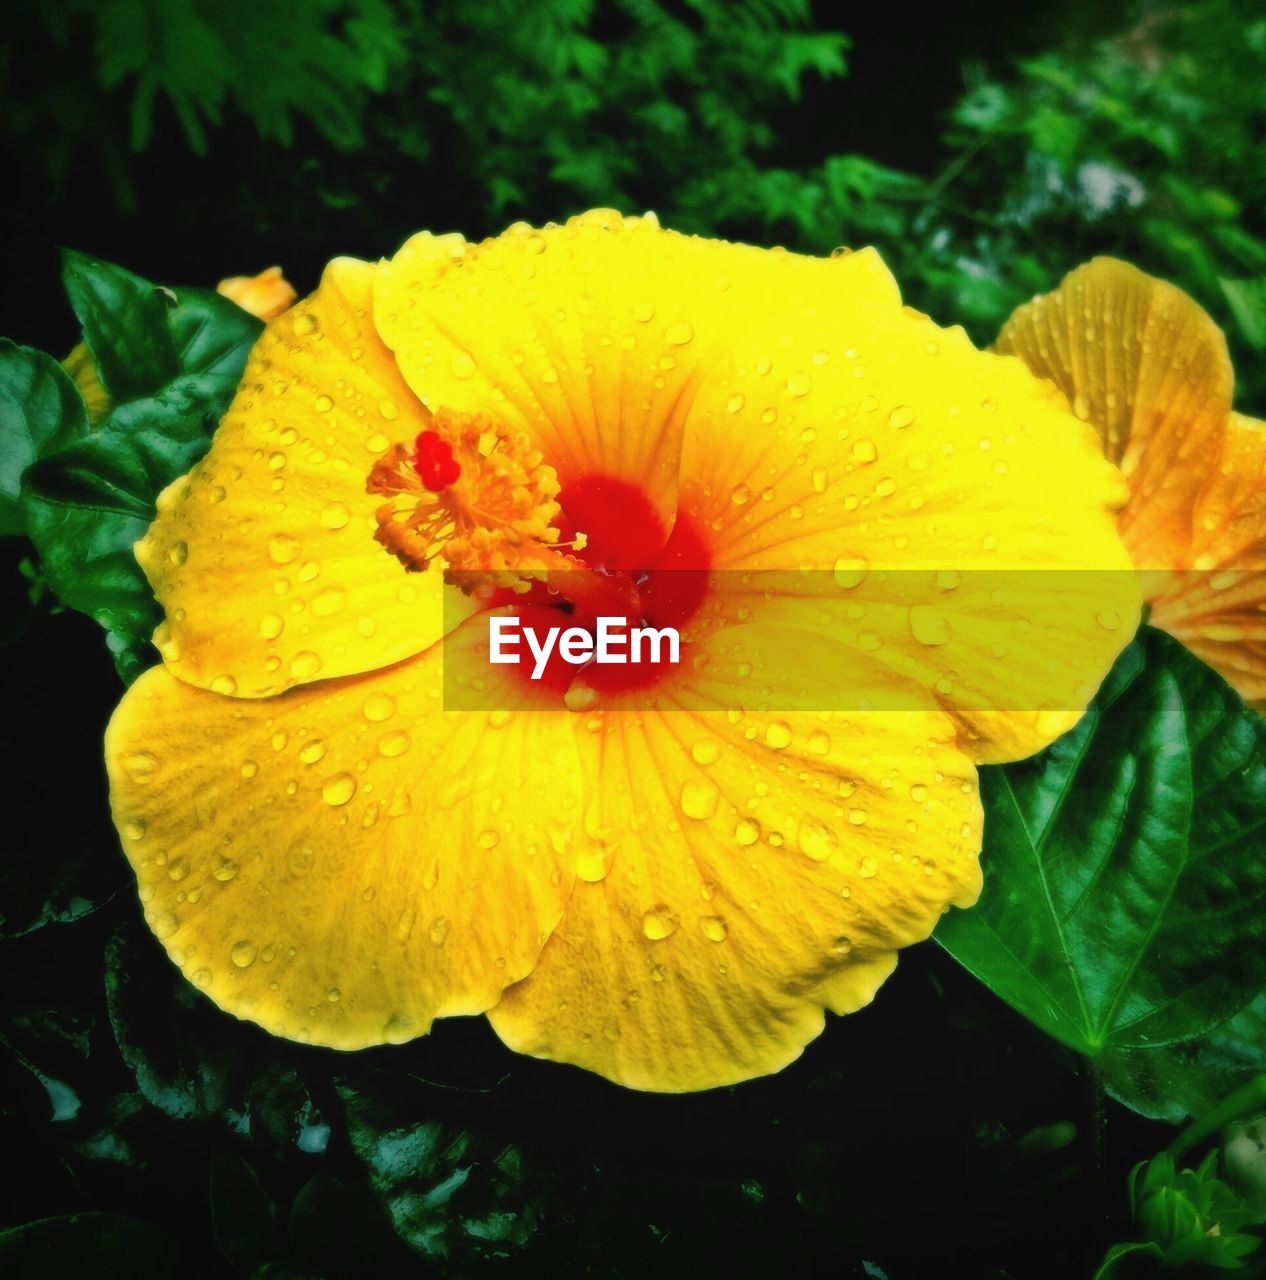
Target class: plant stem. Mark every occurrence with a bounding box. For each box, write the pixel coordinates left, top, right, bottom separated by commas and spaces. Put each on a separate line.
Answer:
1167, 1073, 1266, 1164
1087, 1057, 1109, 1234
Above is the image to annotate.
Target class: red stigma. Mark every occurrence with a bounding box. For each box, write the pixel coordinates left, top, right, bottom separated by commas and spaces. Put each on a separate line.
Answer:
412, 431, 461, 492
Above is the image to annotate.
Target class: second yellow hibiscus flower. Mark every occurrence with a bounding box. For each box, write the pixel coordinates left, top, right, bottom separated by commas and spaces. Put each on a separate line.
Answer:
997, 257, 1266, 706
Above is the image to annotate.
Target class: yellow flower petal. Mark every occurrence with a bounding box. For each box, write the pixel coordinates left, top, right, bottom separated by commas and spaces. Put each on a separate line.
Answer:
138, 256, 462, 696
217, 266, 298, 321
372, 212, 902, 555
105, 617, 582, 1048
374, 214, 1136, 762
999, 258, 1266, 705
489, 700, 981, 1091
1150, 412, 1266, 702
673, 274, 1138, 763
62, 341, 112, 425
995, 257, 1234, 569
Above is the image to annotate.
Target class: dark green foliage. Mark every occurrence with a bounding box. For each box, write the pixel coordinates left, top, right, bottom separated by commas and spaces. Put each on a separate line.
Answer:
3, 253, 260, 681
1095, 1151, 1263, 1275
10, 1, 1266, 401
905, 3, 1266, 403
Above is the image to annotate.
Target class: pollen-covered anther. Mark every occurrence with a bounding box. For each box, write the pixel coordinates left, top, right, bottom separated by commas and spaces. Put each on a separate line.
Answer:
366, 408, 568, 585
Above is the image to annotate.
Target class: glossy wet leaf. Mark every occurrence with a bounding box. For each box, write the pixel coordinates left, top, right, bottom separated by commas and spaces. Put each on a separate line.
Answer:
17, 258, 262, 681
60, 250, 178, 403
21, 496, 158, 683
25, 377, 229, 517
937, 628, 1266, 1061
0, 341, 88, 536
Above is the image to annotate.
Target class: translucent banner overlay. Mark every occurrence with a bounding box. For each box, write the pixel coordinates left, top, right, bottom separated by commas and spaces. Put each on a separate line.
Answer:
439, 568, 1158, 712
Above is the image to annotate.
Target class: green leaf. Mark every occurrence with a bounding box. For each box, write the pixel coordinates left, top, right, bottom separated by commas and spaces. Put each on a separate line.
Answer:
164, 286, 263, 398
1092, 1240, 1165, 1280
61, 249, 178, 403
20, 259, 261, 681
20, 496, 158, 683
105, 920, 318, 1142
0, 341, 88, 536
1220, 276, 1266, 352
25, 375, 227, 518
1104, 993, 1266, 1123
1129, 1151, 1262, 1270
337, 1071, 547, 1264
937, 628, 1266, 1065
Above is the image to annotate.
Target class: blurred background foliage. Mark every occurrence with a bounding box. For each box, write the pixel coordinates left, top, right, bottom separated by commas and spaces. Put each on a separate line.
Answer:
4, 1, 1266, 1276
5, 0, 1266, 401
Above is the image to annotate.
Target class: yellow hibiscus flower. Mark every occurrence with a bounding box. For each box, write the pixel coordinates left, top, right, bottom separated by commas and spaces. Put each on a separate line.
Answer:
997, 258, 1266, 707
105, 211, 1138, 1091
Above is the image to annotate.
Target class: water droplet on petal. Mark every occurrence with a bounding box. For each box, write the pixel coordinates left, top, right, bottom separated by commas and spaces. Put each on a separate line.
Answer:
290, 651, 322, 680
834, 557, 869, 589
268, 535, 300, 565
321, 502, 350, 530
122, 751, 159, 781
576, 846, 613, 883
378, 730, 411, 758
909, 604, 952, 646
322, 773, 356, 806
363, 693, 396, 722
680, 779, 719, 821
797, 819, 838, 862
231, 940, 258, 968
642, 905, 679, 940
700, 915, 728, 943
